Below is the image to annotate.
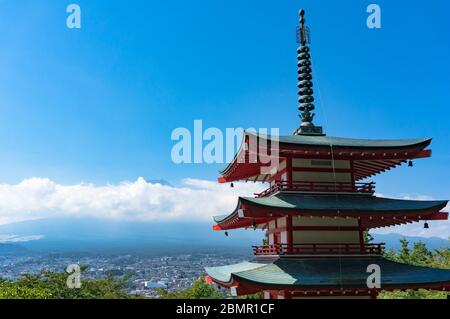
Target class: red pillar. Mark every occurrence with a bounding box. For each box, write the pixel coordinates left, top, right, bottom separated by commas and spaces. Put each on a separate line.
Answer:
286, 215, 293, 253
286, 157, 293, 188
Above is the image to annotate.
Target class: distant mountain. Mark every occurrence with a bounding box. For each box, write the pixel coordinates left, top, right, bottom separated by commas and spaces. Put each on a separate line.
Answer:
372, 233, 449, 251
0, 218, 447, 255
0, 218, 261, 255
0, 243, 28, 255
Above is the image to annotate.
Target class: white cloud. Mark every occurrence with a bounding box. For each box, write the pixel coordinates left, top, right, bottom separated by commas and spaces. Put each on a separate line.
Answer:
0, 177, 265, 226
0, 235, 44, 243
0, 178, 447, 239
371, 193, 450, 239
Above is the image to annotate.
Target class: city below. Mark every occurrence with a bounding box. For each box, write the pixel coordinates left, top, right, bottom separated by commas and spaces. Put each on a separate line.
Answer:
0, 251, 251, 298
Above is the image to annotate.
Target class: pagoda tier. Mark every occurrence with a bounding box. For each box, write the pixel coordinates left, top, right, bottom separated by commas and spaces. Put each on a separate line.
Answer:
213, 193, 448, 231
219, 131, 432, 183
211, 193, 447, 261
208, 131, 449, 297
205, 257, 450, 298
205, 9, 450, 299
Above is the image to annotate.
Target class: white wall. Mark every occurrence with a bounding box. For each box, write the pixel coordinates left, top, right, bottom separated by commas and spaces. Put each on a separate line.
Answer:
293, 216, 358, 227
291, 159, 352, 183
292, 231, 360, 244
292, 216, 360, 244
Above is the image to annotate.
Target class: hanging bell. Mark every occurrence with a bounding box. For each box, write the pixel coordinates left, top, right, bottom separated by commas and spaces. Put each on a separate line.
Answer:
408, 161, 414, 167
252, 220, 257, 230
225, 231, 229, 237
230, 183, 234, 188
424, 222, 429, 229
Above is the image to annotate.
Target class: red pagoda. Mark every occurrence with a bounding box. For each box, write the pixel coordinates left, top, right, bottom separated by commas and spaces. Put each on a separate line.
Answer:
205, 10, 450, 299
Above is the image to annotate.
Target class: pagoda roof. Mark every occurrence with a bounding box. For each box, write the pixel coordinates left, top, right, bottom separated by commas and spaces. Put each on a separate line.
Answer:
205, 257, 450, 293
213, 193, 448, 230
219, 132, 432, 183
253, 132, 431, 150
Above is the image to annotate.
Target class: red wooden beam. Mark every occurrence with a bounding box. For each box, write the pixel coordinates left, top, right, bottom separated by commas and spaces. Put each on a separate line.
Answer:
266, 226, 361, 234
209, 278, 450, 297
428, 211, 449, 220
280, 149, 432, 161
204, 275, 213, 284
353, 163, 389, 174
242, 204, 447, 218
352, 166, 380, 175
214, 200, 447, 231
292, 167, 354, 173
220, 147, 431, 183
356, 161, 392, 170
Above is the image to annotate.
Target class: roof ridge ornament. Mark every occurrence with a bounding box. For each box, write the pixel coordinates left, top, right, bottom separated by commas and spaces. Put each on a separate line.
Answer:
294, 9, 324, 136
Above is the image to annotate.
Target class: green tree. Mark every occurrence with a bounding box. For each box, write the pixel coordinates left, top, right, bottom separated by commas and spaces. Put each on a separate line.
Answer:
410, 241, 432, 265
0, 268, 131, 299
0, 279, 52, 299
397, 238, 411, 263
380, 239, 450, 299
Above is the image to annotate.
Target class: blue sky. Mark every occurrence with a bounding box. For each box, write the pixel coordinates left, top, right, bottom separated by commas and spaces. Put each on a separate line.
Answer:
0, 0, 449, 202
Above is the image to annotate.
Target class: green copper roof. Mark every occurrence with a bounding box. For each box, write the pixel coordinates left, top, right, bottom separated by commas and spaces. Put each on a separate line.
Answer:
242, 194, 447, 213
250, 131, 432, 149
213, 194, 448, 224
205, 257, 450, 289
219, 132, 432, 176
214, 214, 236, 224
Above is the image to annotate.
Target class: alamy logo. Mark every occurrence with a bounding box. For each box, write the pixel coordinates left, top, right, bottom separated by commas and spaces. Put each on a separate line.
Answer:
66, 4, 81, 29
366, 264, 381, 289
171, 120, 280, 174
367, 4, 382, 29
66, 264, 82, 289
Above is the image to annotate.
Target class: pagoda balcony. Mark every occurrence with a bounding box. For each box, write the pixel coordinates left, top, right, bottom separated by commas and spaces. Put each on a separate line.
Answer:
252, 243, 385, 256
255, 181, 375, 198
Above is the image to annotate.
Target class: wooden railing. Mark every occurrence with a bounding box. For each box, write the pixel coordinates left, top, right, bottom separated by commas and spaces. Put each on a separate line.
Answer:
252, 243, 385, 256
255, 181, 375, 197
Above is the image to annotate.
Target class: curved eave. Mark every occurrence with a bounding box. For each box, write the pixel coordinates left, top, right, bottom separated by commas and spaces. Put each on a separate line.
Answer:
212, 195, 448, 230
219, 133, 247, 177
279, 136, 432, 150
240, 195, 448, 214
218, 131, 433, 183
252, 131, 432, 150
205, 258, 450, 294
243, 131, 432, 149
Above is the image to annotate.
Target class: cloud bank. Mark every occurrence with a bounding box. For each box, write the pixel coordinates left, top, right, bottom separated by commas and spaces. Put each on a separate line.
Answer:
0, 177, 265, 226
0, 178, 448, 239
0, 235, 44, 244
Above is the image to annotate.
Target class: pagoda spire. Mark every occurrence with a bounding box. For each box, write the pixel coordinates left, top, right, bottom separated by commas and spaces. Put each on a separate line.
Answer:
294, 9, 323, 136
